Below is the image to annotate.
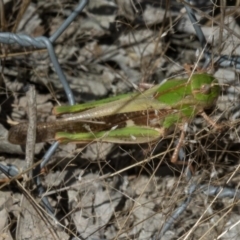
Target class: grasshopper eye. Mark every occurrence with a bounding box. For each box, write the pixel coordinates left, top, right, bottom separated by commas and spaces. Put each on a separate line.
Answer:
200, 84, 211, 94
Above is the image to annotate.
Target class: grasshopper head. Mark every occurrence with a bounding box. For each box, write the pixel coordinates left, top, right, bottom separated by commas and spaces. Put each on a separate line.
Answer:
191, 73, 220, 107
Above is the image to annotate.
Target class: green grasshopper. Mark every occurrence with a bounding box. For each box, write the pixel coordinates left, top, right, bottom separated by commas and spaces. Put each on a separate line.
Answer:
8, 73, 220, 161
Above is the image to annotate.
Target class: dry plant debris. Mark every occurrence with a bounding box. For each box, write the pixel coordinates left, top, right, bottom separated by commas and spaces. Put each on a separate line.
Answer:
1, 0, 240, 239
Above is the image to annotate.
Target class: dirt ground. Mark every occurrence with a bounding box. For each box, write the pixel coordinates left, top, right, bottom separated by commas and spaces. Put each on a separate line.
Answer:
1, 1, 240, 239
